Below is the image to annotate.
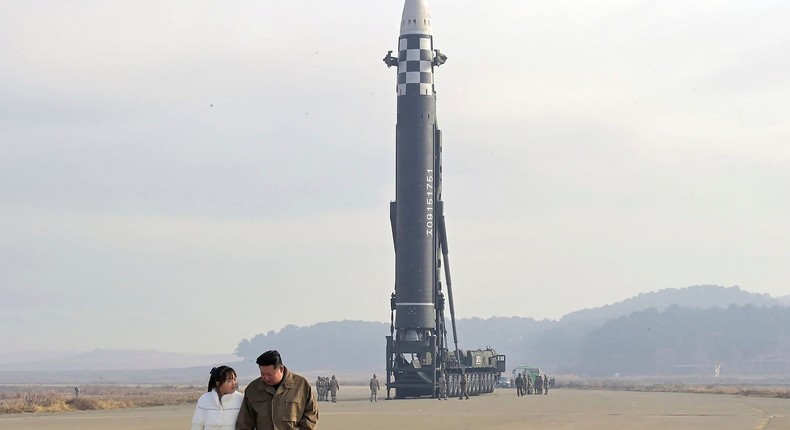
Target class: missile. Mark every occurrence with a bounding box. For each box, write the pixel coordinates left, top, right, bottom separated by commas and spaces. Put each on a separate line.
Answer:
384, 1, 506, 399
384, 0, 450, 399
391, 0, 440, 333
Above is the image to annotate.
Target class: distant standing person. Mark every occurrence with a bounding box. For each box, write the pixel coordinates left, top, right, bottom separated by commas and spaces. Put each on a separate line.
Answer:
437, 372, 447, 400
320, 377, 327, 401
73, 386, 80, 398
514, 374, 523, 397
458, 371, 469, 400
543, 374, 549, 395
329, 375, 340, 403
236, 350, 318, 430
534, 372, 543, 395
192, 365, 244, 430
369, 373, 380, 402
320, 377, 328, 401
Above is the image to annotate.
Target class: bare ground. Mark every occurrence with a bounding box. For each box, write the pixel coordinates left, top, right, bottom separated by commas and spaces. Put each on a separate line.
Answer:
2, 386, 789, 430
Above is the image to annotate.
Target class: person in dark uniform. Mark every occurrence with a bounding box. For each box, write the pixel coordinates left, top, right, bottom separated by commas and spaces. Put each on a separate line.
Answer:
514, 373, 523, 397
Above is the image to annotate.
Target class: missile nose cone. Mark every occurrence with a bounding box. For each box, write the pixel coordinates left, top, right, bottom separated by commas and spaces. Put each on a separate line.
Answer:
400, 0, 432, 36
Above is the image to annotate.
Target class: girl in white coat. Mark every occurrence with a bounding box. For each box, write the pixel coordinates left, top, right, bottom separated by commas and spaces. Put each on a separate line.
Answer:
191, 365, 244, 430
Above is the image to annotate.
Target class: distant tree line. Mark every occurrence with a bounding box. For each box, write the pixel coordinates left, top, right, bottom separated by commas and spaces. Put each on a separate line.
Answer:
575, 305, 790, 376
235, 321, 385, 373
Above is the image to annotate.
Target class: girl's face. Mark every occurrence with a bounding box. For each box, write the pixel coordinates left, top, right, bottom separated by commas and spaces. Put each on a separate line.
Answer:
217, 373, 237, 395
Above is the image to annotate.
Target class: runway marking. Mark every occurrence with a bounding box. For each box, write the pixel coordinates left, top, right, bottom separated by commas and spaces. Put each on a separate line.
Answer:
738, 402, 772, 430
754, 417, 770, 430
637, 413, 739, 417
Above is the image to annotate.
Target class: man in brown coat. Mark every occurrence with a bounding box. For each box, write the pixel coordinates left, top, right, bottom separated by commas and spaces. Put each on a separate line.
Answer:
236, 350, 318, 430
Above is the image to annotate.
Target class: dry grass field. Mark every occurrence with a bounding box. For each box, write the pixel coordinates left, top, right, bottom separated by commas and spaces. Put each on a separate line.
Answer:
560, 376, 790, 398
0, 385, 202, 414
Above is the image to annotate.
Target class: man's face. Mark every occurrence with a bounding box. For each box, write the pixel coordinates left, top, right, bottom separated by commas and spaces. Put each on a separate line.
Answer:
259, 364, 284, 386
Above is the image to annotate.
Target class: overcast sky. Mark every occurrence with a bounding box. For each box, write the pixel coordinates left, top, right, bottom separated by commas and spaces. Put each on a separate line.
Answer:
2, 0, 788, 356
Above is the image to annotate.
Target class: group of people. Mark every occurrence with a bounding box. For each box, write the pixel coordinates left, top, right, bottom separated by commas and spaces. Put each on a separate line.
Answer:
193, 349, 563, 429
514, 373, 551, 396
315, 375, 340, 403
434, 370, 470, 400
190, 350, 318, 430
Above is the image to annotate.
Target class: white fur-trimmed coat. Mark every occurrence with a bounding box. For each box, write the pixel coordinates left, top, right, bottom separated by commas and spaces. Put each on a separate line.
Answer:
191, 389, 244, 430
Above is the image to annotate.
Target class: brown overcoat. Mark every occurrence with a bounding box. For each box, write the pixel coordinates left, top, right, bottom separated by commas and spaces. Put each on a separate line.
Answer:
236, 367, 318, 430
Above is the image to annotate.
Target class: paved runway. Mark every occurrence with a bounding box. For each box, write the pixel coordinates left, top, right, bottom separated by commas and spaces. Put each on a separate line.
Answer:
2, 386, 788, 429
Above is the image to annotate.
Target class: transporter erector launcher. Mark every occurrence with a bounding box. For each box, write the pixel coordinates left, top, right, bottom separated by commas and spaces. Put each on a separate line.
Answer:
383, 0, 505, 399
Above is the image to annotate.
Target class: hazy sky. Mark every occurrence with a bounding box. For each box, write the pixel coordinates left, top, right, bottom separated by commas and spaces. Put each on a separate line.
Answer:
2, 0, 789, 356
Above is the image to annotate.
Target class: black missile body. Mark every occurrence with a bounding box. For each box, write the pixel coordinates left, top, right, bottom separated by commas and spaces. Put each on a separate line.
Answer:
383, 0, 505, 400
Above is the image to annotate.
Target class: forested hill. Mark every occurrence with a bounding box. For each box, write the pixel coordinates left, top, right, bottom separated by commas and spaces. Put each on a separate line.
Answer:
576, 304, 790, 376
560, 284, 777, 324
235, 285, 790, 377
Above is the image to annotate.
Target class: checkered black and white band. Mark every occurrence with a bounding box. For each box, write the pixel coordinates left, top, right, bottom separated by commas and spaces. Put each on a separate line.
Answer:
397, 34, 434, 96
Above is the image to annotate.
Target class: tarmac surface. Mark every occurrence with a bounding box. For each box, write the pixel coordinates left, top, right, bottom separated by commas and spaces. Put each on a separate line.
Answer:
2, 386, 789, 430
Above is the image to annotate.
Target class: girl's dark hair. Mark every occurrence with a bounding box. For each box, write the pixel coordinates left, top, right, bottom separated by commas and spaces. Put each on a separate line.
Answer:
207, 365, 236, 392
